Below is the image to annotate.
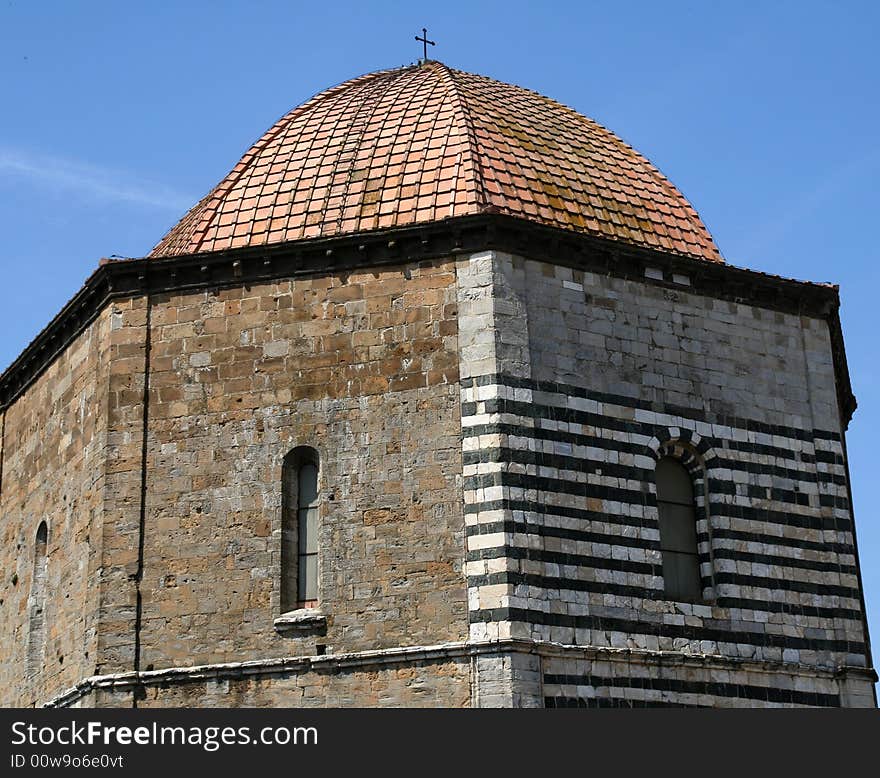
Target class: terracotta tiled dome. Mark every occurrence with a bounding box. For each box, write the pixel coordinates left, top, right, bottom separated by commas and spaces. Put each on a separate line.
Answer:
150, 61, 722, 262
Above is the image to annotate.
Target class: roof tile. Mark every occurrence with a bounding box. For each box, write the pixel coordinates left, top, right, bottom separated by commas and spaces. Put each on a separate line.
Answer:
150, 62, 722, 262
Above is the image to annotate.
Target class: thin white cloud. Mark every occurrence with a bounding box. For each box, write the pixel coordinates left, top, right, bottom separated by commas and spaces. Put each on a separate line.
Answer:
0, 146, 194, 211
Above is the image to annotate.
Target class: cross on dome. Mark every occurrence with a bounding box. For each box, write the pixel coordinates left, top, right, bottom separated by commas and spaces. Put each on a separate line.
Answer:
415, 27, 436, 62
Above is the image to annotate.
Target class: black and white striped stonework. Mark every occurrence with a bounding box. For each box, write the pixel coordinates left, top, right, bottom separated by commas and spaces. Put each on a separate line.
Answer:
461, 374, 865, 669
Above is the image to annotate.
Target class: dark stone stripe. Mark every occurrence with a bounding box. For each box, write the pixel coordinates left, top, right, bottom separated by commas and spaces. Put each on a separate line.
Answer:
812, 429, 842, 442
460, 373, 841, 444
717, 458, 845, 487
707, 501, 850, 534
464, 498, 650, 531
465, 520, 854, 579
463, 446, 656, 483
543, 673, 840, 707
706, 479, 737, 496
468, 571, 658, 600
469, 607, 865, 655
721, 438, 825, 465
710, 547, 857, 576
467, 568, 861, 615
462, 421, 646, 456
464, 471, 851, 532
713, 596, 862, 621
713, 572, 859, 600
462, 446, 845, 494
706, 478, 849, 512
463, 421, 844, 485
546, 696, 705, 708
468, 571, 862, 621
819, 493, 850, 509
745, 484, 813, 506
814, 449, 845, 465
464, 420, 816, 469
701, 527, 854, 557
465, 519, 662, 551
465, 497, 852, 550
466, 545, 660, 577
461, 396, 647, 438
464, 471, 654, 507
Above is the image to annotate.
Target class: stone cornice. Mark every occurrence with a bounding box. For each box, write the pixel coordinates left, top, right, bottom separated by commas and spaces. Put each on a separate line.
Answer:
43, 637, 877, 708
0, 213, 855, 424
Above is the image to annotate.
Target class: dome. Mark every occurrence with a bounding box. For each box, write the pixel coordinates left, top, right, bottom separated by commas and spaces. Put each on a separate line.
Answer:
150, 61, 722, 262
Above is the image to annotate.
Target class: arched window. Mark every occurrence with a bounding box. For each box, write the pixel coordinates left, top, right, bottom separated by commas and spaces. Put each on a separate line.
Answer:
655, 457, 702, 601
26, 521, 48, 676
281, 447, 320, 611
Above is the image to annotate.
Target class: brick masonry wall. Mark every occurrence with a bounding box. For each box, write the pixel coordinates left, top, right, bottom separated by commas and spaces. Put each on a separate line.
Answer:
459, 250, 874, 706
0, 310, 113, 706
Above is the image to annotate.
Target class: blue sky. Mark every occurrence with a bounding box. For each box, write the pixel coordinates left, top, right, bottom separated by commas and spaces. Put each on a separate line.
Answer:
1, 1, 878, 685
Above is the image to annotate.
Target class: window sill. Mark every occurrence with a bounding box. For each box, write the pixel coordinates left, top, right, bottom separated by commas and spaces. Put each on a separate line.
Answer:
273, 608, 327, 634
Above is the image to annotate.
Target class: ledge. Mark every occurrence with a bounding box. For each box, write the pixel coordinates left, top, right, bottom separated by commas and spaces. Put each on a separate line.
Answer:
0, 213, 855, 424
273, 609, 327, 634
41, 637, 878, 708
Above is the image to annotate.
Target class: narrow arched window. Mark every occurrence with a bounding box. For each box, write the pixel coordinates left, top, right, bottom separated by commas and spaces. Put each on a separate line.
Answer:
26, 521, 49, 676
281, 448, 319, 611
655, 458, 702, 601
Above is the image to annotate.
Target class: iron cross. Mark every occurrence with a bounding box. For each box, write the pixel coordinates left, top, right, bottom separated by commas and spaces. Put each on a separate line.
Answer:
415, 28, 436, 61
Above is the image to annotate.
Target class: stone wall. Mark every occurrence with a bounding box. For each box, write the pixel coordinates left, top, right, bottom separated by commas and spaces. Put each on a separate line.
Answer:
75, 654, 471, 708
0, 310, 113, 706
2, 245, 873, 708
131, 260, 467, 671
2, 257, 470, 707
468, 640, 871, 708
97, 295, 152, 675
539, 649, 867, 707
459, 250, 873, 706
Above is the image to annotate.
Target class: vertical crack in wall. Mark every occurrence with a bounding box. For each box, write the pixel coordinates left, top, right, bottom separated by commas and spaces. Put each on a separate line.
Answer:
132, 294, 153, 707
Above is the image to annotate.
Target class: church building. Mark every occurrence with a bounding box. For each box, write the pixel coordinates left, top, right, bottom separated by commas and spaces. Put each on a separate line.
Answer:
0, 60, 875, 707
